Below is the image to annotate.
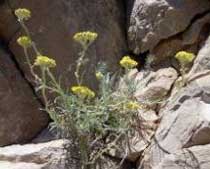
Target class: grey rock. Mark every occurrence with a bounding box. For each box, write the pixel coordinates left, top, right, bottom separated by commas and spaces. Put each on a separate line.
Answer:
0, 139, 134, 169
151, 12, 210, 64
0, 140, 67, 169
140, 73, 210, 168
155, 144, 210, 169
135, 67, 178, 104
189, 35, 210, 74
127, 0, 210, 60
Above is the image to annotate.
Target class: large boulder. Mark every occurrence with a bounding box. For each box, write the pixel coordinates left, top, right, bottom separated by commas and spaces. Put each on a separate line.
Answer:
5, 0, 127, 89
0, 42, 48, 146
127, 0, 210, 63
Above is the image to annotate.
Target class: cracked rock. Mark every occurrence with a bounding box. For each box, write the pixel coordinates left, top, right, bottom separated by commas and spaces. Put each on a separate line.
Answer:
155, 144, 210, 169
127, 0, 210, 62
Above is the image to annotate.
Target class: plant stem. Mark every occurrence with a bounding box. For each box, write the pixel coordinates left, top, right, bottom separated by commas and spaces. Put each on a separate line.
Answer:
19, 20, 40, 56
75, 46, 88, 85
46, 68, 65, 97
41, 67, 49, 109
180, 64, 187, 86
23, 47, 41, 83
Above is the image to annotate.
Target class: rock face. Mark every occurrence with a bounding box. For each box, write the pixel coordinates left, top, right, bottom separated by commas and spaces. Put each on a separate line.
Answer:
0, 42, 48, 146
127, 0, 210, 63
155, 144, 210, 169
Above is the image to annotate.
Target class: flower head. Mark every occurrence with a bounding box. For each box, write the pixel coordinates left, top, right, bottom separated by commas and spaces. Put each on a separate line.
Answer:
95, 71, 104, 80
73, 31, 98, 47
17, 36, 32, 48
125, 101, 141, 111
71, 86, 95, 99
120, 56, 138, 69
15, 8, 31, 21
175, 51, 195, 64
34, 55, 56, 68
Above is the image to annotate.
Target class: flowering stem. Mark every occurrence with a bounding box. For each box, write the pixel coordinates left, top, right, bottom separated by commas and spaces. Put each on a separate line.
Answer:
75, 46, 88, 85
41, 67, 49, 108
19, 20, 40, 55
180, 63, 187, 87
79, 135, 90, 169
23, 47, 41, 83
46, 68, 65, 97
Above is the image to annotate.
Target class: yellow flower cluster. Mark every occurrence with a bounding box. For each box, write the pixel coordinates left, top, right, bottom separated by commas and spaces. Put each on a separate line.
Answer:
71, 86, 95, 99
73, 31, 98, 46
120, 56, 138, 69
95, 71, 104, 80
125, 101, 141, 110
17, 36, 32, 48
175, 51, 195, 64
34, 55, 56, 68
15, 8, 31, 21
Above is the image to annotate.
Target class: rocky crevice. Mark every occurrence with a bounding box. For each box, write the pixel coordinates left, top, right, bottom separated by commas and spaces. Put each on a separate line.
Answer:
151, 9, 210, 65
156, 8, 210, 48
127, 0, 210, 68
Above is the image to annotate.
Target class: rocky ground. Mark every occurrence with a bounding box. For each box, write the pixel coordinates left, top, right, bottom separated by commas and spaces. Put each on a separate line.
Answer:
0, 0, 210, 169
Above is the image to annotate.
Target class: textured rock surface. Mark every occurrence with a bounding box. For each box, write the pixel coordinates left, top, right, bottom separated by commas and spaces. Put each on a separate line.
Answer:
6, 0, 127, 89
155, 144, 210, 169
0, 2, 19, 41
139, 35, 210, 168
127, 0, 210, 62
135, 67, 178, 103
189, 35, 210, 74
0, 42, 48, 146
0, 139, 134, 169
0, 140, 67, 169
141, 79, 210, 168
